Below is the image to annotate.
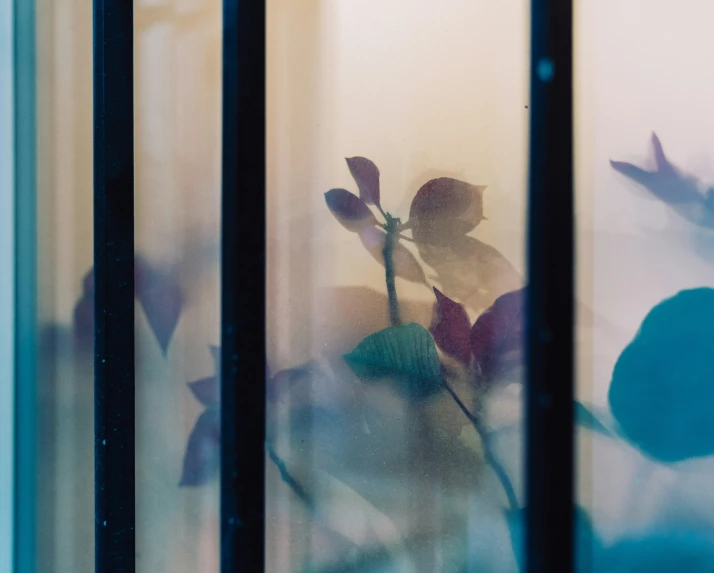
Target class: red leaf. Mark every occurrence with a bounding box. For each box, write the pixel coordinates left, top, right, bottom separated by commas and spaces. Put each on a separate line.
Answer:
430, 288, 472, 364
346, 157, 381, 205
359, 227, 426, 284
135, 256, 184, 354
409, 178, 484, 223
179, 409, 220, 487
470, 288, 526, 379
188, 376, 218, 408
325, 189, 378, 232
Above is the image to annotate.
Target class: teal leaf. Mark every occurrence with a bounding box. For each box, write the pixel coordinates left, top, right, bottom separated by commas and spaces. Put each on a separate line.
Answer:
609, 288, 714, 462
506, 505, 602, 572
343, 323, 443, 398
575, 401, 615, 438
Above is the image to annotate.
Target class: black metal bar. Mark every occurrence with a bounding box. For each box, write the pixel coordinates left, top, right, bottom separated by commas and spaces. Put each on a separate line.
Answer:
94, 0, 135, 571
220, 0, 266, 571
525, 0, 575, 572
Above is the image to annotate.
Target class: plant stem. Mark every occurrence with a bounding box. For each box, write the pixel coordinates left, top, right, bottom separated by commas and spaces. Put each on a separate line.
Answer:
383, 214, 401, 326
443, 381, 519, 512
266, 442, 314, 511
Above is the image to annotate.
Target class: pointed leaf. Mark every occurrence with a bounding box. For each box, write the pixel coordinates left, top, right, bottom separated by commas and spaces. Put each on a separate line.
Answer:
507, 506, 602, 572
82, 268, 95, 294
73, 292, 94, 347
359, 227, 426, 284
135, 257, 183, 354
209, 345, 220, 377
430, 288, 472, 364
417, 236, 523, 313
179, 409, 220, 487
470, 288, 525, 379
343, 323, 443, 398
188, 376, 219, 408
346, 157, 380, 205
575, 401, 615, 438
610, 133, 701, 205
325, 188, 378, 232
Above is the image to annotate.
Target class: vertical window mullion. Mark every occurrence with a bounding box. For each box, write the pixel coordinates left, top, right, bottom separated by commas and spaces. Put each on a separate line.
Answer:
13, 0, 37, 570
2, 0, 16, 570
93, 1, 135, 571
525, 0, 575, 572
220, 0, 267, 571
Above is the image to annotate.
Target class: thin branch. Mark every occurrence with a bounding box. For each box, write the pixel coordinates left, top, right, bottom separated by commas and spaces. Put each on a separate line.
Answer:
266, 442, 314, 511
442, 381, 519, 512
383, 214, 401, 326
396, 233, 418, 244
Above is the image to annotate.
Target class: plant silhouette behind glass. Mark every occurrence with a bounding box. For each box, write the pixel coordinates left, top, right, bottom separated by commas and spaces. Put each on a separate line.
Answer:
71, 140, 714, 570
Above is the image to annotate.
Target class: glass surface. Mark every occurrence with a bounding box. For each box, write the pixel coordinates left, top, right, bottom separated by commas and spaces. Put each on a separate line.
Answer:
33, 1, 223, 572
266, 2, 529, 570
35, 0, 94, 570
575, 2, 714, 571
134, 0, 222, 571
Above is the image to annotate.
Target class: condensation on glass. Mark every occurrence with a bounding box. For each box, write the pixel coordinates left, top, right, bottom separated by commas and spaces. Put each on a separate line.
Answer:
266, 2, 529, 571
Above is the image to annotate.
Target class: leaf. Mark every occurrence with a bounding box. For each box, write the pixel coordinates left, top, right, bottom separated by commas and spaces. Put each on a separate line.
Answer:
359, 227, 427, 284
82, 268, 94, 294
408, 178, 485, 247
574, 401, 615, 438
418, 236, 522, 314
470, 288, 526, 379
346, 157, 380, 205
179, 408, 220, 487
610, 133, 714, 228
604, 529, 714, 573
324, 188, 378, 232
410, 177, 483, 221
73, 292, 94, 346
609, 287, 714, 462
210, 345, 220, 376
430, 288, 472, 364
343, 323, 443, 398
135, 256, 183, 354
188, 376, 218, 408
507, 505, 602, 573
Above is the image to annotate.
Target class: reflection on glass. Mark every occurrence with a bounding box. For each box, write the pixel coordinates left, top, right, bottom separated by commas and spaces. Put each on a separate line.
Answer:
266, 1, 529, 570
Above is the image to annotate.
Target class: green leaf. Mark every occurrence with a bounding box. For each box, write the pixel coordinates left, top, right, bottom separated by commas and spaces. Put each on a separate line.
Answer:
343, 323, 443, 398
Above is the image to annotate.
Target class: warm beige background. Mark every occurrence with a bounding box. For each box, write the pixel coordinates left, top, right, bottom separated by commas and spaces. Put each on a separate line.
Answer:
33, 0, 714, 571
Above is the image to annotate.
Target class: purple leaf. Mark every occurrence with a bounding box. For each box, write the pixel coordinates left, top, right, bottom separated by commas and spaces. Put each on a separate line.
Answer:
430, 288, 472, 364
470, 288, 525, 379
409, 178, 486, 248
359, 227, 427, 284
346, 157, 381, 205
409, 178, 484, 223
188, 376, 219, 408
325, 188, 378, 232
82, 268, 95, 294
210, 345, 220, 376
135, 256, 184, 354
73, 292, 94, 346
179, 409, 220, 487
